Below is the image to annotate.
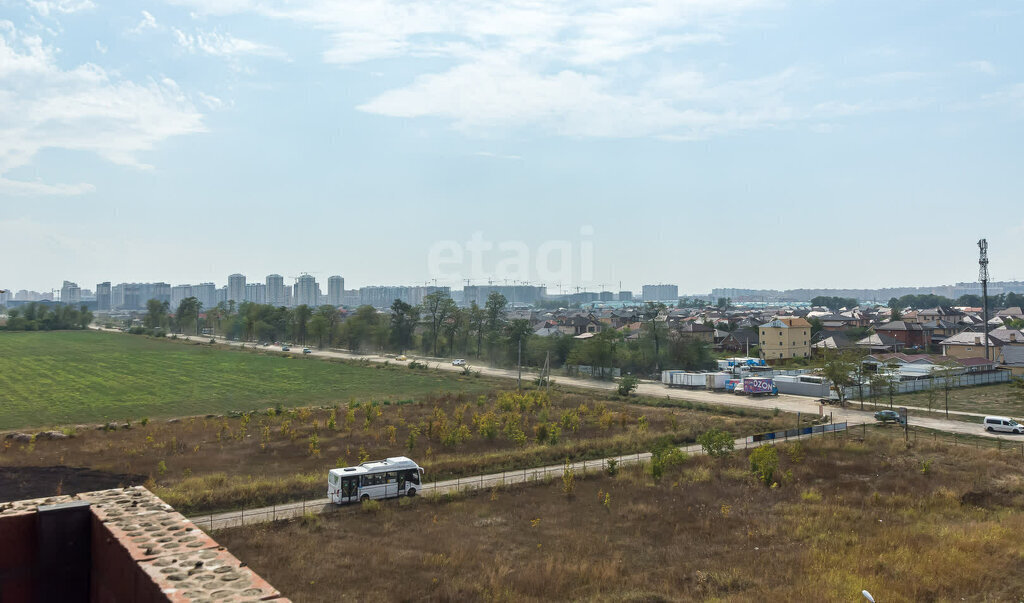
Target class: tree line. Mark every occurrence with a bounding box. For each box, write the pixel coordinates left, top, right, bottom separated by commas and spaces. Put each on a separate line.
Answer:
134, 293, 714, 377
888, 292, 1024, 312
3, 303, 94, 331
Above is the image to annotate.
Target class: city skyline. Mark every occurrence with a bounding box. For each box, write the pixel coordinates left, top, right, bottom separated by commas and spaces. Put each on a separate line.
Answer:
1, 2, 1023, 292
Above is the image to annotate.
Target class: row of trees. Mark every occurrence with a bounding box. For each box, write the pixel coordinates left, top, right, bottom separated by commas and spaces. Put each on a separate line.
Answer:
888, 292, 1024, 312
136, 293, 713, 376
3, 303, 93, 331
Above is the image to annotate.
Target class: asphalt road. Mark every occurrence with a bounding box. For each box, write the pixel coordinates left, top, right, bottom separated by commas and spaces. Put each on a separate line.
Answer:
171, 331, 1009, 441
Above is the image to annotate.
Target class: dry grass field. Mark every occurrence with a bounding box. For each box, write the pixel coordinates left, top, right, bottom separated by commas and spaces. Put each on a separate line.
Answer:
1, 388, 798, 514
216, 430, 1024, 602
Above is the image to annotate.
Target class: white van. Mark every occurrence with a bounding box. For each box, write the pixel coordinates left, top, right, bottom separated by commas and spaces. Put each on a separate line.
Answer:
983, 416, 1024, 435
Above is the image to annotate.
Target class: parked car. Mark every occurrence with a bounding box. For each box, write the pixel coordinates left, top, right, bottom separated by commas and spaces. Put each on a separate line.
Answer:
302, 348, 311, 354
874, 410, 904, 424
395, 355, 408, 361
983, 416, 1023, 434
281, 345, 290, 351
452, 359, 466, 366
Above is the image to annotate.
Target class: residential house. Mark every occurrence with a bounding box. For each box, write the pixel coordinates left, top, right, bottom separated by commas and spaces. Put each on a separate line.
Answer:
856, 332, 906, 353
758, 317, 812, 362
915, 307, 963, 324
811, 332, 852, 351
675, 321, 715, 343
718, 328, 759, 353
938, 328, 1024, 363
874, 321, 933, 349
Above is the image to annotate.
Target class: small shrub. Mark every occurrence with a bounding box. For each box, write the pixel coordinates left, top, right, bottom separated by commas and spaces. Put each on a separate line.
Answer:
920, 459, 933, 475
697, 428, 735, 458
606, 458, 619, 477
562, 459, 576, 498
140, 418, 149, 427
749, 445, 779, 486
787, 442, 805, 464
800, 488, 822, 503
617, 375, 639, 396
156, 460, 167, 476
300, 512, 322, 530
649, 438, 687, 482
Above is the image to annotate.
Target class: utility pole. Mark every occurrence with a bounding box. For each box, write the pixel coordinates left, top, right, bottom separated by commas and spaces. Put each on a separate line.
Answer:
979, 239, 991, 362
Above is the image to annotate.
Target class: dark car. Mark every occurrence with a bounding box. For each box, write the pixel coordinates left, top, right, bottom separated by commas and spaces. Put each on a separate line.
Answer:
874, 410, 904, 424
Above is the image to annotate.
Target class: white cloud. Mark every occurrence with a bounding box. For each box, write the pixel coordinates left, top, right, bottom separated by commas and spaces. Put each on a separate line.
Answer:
0, 22, 206, 195
165, 0, 911, 139
173, 28, 285, 58
94, 40, 107, 53
26, 0, 95, 17
130, 10, 158, 34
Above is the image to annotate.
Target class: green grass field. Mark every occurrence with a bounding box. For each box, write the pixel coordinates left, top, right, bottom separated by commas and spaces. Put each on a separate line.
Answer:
0, 331, 497, 430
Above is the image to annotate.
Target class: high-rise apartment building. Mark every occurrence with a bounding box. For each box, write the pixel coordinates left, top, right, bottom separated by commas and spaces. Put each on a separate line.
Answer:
96, 282, 111, 311
171, 285, 193, 310
245, 283, 267, 305
327, 276, 344, 306
294, 274, 319, 307
228, 274, 246, 304
193, 283, 217, 310
61, 281, 81, 305
266, 274, 286, 307
642, 284, 678, 302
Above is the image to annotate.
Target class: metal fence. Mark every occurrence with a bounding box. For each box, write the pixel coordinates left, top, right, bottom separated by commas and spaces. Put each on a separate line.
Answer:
188, 423, 861, 532
843, 370, 1010, 399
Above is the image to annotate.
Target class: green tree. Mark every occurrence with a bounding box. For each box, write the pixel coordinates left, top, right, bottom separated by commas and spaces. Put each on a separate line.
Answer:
937, 361, 961, 418
466, 301, 485, 357
175, 297, 201, 335
649, 438, 687, 482
389, 299, 418, 353
144, 299, 170, 330
697, 428, 735, 458
292, 304, 312, 344
617, 374, 639, 396
340, 305, 379, 352
506, 318, 532, 366
484, 292, 508, 362
822, 353, 857, 407
420, 291, 457, 357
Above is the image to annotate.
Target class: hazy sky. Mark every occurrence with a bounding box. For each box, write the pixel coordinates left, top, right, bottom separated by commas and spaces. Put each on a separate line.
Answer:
2, 0, 1022, 294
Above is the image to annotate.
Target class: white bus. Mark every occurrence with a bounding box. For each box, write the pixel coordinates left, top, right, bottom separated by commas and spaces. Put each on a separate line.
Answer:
327, 456, 425, 504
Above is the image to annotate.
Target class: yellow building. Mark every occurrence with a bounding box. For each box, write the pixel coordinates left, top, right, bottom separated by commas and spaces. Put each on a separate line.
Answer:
759, 317, 812, 362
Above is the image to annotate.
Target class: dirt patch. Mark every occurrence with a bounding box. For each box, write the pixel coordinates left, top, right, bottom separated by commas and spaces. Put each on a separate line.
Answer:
0, 466, 146, 502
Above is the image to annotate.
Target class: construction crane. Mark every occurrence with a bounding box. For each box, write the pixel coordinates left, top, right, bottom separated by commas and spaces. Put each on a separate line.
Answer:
979, 239, 991, 361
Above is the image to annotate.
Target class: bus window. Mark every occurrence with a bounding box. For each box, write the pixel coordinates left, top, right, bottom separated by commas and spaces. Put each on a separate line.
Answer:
407, 469, 420, 485
385, 472, 397, 483
360, 475, 370, 487
372, 473, 383, 486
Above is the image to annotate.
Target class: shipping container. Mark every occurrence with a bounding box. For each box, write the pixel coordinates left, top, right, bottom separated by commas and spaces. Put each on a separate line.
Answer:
705, 372, 730, 391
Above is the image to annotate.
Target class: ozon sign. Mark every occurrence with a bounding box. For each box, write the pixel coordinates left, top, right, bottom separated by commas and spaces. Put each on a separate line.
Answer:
743, 379, 774, 394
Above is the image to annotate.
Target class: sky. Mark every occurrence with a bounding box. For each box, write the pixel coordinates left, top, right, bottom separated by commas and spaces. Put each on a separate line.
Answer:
1, 0, 1023, 294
